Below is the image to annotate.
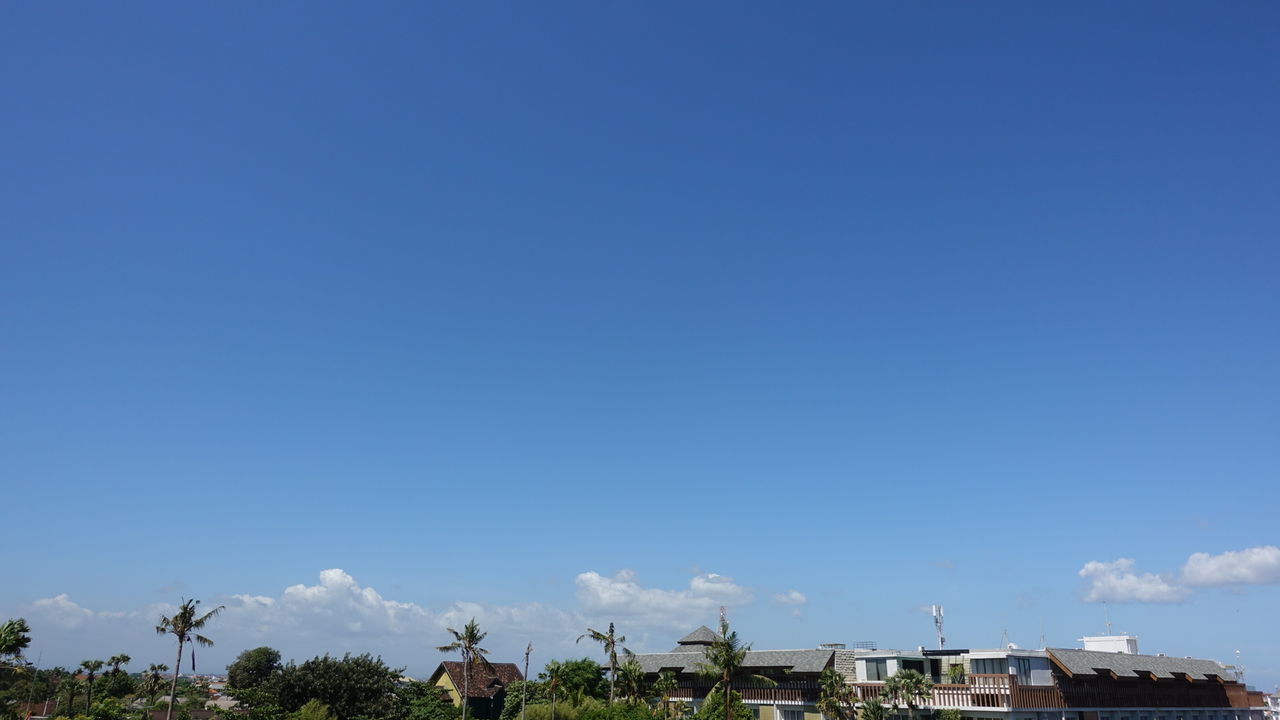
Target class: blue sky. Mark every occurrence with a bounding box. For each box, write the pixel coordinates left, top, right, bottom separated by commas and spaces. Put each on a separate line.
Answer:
2, 1, 1278, 691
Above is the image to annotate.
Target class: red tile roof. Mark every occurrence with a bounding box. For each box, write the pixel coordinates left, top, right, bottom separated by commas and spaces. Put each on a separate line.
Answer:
434, 662, 524, 699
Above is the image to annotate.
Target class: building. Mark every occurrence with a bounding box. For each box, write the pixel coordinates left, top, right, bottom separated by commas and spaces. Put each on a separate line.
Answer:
628, 627, 1268, 720
428, 661, 524, 720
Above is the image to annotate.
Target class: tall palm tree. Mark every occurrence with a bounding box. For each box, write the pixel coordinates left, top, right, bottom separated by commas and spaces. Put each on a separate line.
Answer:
80, 660, 104, 711
817, 668, 856, 720
654, 670, 677, 719
540, 660, 564, 720
577, 623, 628, 706
694, 619, 775, 720
436, 618, 491, 720
859, 697, 888, 720
882, 670, 932, 720
156, 598, 224, 720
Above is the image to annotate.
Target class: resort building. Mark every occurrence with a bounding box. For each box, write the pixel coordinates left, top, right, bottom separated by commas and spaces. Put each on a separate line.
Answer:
629, 628, 1268, 720
428, 661, 524, 720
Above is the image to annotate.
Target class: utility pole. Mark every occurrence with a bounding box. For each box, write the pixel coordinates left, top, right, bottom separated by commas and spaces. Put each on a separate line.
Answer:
520, 643, 533, 720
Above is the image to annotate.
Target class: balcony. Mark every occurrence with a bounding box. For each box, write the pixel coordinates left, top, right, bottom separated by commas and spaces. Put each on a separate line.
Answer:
853, 674, 1065, 710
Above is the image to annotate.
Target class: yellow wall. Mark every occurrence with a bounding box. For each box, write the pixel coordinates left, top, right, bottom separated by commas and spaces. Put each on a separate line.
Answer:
435, 672, 462, 706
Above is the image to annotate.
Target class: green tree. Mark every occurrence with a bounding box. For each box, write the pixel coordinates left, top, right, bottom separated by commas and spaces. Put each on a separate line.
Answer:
437, 619, 491, 720
106, 656, 130, 678
652, 672, 676, 719
858, 698, 887, 720
80, 661, 105, 712
817, 669, 855, 720
155, 599, 224, 720
228, 648, 282, 691
693, 621, 773, 720
141, 665, 169, 703
613, 662, 646, 706
289, 700, 336, 720
398, 682, 461, 720
0, 620, 32, 664
691, 689, 749, 720
273, 653, 401, 720
881, 671, 932, 720
549, 660, 605, 701
500, 682, 543, 720
934, 710, 962, 720
539, 661, 564, 720
576, 625, 628, 706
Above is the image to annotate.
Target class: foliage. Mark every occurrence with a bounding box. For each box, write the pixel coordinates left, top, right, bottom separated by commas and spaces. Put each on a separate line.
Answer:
934, 710, 962, 720
289, 700, 337, 720
576, 626, 627, 706
613, 662, 646, 706
0, 620, 32, 662
273, 653, 401, 720
881, 670, 932, 720
946, 665, 965, 685
580, 703, 660, 720
692, 689, 750, 720
523, 696, 604, 720
652, 672, 677, 719
229, 648, 283, 691
857, 698, 887, 720
95, 671, 137, 700
398, 682, 460, 720
87, 699, 129, 720
500, 682, 545, 720
817, 669, 855, 720
141, 665, 171, 702
543, 660, 605, 701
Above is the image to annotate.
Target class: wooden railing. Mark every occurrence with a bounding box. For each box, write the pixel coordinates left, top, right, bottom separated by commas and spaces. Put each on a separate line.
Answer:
853, 674, 1063, 710
670, 681, 822, 704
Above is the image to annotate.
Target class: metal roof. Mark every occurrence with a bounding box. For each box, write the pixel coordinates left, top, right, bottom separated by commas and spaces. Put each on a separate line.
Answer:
630, 647, 835, 674
1047, 649, 1230, 681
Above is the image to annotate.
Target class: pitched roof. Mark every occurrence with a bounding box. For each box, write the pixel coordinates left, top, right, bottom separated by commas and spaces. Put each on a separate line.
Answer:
433, 662, 524, 698
674, 626, 721, 647
1047, 649, 1231, 681
631, 647, 835, 675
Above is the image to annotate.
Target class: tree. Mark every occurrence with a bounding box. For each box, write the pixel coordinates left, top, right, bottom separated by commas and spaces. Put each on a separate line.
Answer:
858, 698, 887, 720
652, 672, 676, 719
289, 700, 336, 720
156, 599, 224, 720
437, 619, 491, 720
549, 660, 605, 701
106, 656, 130, 678
0, 620, 31, 663
817, 669, 855, 720
881, 671, 932, 720
398, 682, 461, 720
576, 625, 628, 706
273, 653, 401, 720
141, 665, 170, 703
693, 620, 773, 720
228, 648, 282, 691
80, 660, 105, 712
934, 710, 962, 720
691, 689, 749, 720
614, 662, 646, 706
537, 661, 563, 717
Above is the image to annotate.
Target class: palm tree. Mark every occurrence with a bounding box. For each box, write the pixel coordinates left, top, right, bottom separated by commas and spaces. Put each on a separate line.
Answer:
859, 697, 888, 720
107, 654, 132, 677
80, 660, 104, 711
654, 670, 677, 718
59, 675, 84, 716
882, 670, 932, 720
0, 619, 32, 662
156, 598, 224, 720
436, 618, 491, 720
539, 660, 564, 720
694, 619, 775, 720
141, 664, 170, 703
615, 659, 647, 705
818, 668, 856, 720
576, 623, 628, 706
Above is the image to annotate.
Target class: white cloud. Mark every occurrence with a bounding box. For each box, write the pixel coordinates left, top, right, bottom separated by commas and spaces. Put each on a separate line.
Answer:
29, 594, 137, 629
1078, 558, 1190, 604
575, 570, 752, 628
1182, 546, 1280, 587
771, 590, 807, 606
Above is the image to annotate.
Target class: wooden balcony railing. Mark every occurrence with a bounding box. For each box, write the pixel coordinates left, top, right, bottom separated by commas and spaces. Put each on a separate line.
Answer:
853, 674, 1064, 710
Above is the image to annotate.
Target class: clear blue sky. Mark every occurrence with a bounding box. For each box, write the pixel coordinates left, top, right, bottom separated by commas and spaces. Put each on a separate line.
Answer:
2, 1, 1278, 690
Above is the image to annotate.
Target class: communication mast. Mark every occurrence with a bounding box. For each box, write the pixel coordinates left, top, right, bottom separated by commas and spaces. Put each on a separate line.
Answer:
932, 605, 945, 650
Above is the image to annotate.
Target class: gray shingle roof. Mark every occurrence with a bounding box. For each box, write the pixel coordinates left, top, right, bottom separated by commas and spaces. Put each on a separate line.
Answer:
1047, 649, 1230, 681
630, 648, 835, 675
675, 626, 721, 646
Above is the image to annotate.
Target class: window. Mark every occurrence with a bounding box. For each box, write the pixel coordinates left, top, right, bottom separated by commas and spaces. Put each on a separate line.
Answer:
865, 660, 889, 681
1014, 657, 1032, 683
782, 710, 804, 720
971, 658, 1007, 675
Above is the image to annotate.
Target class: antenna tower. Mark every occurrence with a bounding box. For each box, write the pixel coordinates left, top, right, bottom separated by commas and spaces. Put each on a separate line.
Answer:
932, 605, 946, 650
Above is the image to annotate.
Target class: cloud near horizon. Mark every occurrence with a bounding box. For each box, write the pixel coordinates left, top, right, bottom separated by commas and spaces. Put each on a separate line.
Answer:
1078, 545, 1280, 604
7, 568, 770, 674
